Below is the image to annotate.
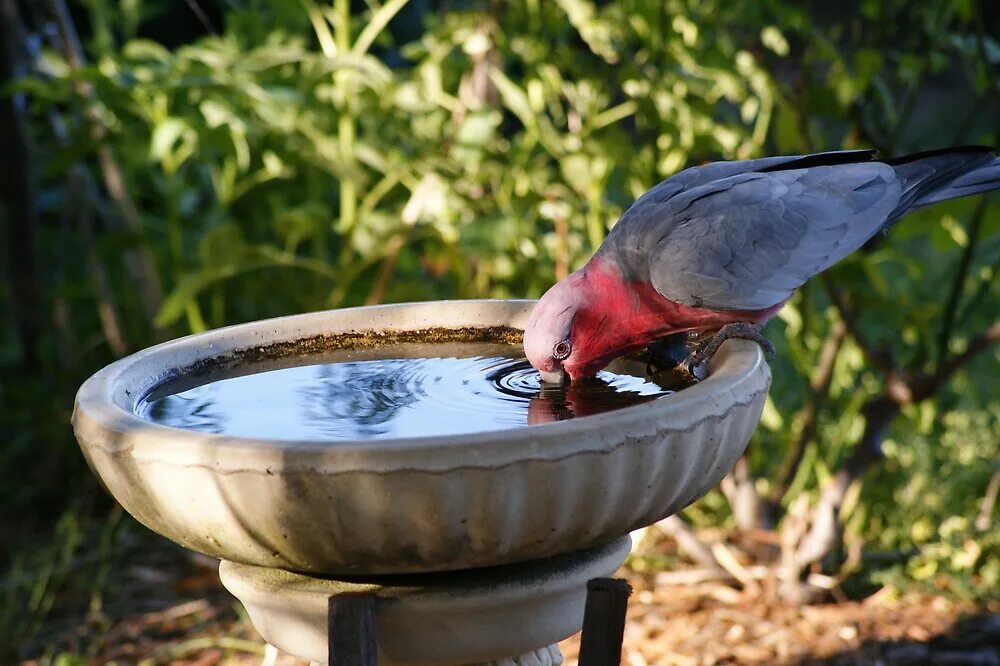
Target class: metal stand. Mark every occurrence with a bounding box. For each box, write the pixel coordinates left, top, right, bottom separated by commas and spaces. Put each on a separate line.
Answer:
578, 578, 632, 666
328, 593, 377, 666
327, 577, 632, 666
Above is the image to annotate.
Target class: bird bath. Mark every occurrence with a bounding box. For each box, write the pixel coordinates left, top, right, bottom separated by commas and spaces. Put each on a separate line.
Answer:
73, 300, 770, 664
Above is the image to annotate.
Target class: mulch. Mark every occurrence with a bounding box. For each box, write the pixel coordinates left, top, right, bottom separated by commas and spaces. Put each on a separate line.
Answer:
559, 570, 1000, 665
19, 538, 1000, 666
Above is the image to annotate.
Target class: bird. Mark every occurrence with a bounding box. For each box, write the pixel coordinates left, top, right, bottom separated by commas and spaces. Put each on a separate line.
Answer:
523, 146, 1000, 384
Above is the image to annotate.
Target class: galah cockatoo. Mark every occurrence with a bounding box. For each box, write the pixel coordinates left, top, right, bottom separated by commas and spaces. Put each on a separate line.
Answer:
524, 146, 1000, 383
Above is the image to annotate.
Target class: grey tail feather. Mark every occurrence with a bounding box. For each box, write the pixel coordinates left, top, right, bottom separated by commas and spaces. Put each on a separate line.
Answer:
886, 146, 998, 223
911, 156, 1000, 207
859, 146, 997, 252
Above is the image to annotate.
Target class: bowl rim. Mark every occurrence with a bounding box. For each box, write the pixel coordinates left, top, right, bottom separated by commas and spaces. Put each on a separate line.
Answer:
72, 299, 769, 472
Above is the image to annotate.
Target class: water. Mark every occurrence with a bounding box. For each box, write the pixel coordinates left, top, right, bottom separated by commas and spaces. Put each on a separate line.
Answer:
137, 342, 674, 441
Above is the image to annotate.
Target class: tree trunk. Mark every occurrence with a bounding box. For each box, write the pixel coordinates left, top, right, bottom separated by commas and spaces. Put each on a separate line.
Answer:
0, 0, 43, 371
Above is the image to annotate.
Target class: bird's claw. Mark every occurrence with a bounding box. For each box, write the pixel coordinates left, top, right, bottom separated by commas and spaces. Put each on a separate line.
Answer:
643, 324, 772, 386
681, 322, 775, 374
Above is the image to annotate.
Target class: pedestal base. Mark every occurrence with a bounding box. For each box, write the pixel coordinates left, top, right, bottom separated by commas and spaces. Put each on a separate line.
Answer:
219, 536, 630, 665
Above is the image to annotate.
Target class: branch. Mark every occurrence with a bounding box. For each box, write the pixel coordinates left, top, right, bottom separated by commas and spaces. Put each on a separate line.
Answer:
44, 0, 166, 337
936, 198, 988, 366
720, 456, 768, 530
71, 166, 129, 356
364, 234, 406, 305
793, 397, 899, 570
0, 0, 43, 371
773, 318, 847, 503
976, 467, 1000, 533
918, 321, 1000, 401
779, 320, 999, 597
821, 276, 894, 375
956, 250, 999, 327
183, 0, 218, 35
655, 515, 726, 572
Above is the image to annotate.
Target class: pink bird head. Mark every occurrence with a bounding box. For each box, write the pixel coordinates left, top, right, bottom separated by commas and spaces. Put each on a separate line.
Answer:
524, 271, 584, 383
525, 258, 778, 382
524, 260, 642, 382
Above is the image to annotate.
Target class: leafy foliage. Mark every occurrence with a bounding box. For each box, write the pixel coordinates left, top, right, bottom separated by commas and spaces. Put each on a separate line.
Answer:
1, 0, 998, 657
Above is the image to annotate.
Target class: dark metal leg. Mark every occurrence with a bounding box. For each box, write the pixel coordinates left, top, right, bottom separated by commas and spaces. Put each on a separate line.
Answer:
578, 577, 632, 666
328, 593, 377, 666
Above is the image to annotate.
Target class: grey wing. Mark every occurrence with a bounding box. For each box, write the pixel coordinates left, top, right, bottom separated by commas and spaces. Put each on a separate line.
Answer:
630, 149, 878, 207
644, 164, 902, 311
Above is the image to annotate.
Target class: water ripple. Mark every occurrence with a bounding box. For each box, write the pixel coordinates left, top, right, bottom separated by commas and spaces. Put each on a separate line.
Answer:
138, 344, 672, 441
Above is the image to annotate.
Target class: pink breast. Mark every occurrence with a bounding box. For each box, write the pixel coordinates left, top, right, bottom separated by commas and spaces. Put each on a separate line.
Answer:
564, 258, 784, 378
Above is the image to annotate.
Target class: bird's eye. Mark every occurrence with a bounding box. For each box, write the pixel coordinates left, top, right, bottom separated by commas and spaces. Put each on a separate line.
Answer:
552, 339, 572, 361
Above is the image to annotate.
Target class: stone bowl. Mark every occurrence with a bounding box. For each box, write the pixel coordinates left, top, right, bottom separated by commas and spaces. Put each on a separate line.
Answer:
72, 300, 770, 575
219, 536, 632, 665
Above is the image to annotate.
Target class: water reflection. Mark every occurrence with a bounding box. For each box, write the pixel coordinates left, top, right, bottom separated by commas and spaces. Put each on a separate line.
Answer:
137, 343, 672, 441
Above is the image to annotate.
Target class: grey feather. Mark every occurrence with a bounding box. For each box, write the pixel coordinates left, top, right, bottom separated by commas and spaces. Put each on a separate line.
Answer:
652, 166, 899, 310
910, 156, 1000, 207
598, 147, 998, 312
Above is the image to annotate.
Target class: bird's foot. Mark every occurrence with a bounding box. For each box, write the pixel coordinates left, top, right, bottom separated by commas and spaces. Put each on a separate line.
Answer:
678, 322, 775, 379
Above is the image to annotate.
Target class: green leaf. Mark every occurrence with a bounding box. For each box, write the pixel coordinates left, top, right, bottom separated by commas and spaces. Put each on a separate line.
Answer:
352, 0, 412, 56
123, 39, 172, 63
488, 67, 536, 130
760, 26, 789, 57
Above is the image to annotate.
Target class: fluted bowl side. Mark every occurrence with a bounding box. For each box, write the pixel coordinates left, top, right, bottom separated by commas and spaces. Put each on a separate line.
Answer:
73, 300, 770, 574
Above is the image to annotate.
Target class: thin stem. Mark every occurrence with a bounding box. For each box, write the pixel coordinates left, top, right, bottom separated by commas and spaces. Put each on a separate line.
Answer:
71, 167, 129, 356
335, 0, 357, 236
821, 276, 893, 375
936, 198, 988, 366
976, 467, 1000, 533
45, 0, 166, 337
956, 250, 1000, 327
183, 0, 217, 34
924, 321, 1000, 398
0, 0, 43, 370
365, 234, 406, 305
773, 318, 847, 503
793, 397, 899, 570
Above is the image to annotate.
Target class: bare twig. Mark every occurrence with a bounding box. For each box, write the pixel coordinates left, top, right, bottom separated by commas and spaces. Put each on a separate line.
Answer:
555, 210, 569, 281
821, 277, 893, 375
773, 318, 847, 503
720, 456, 767, 530
184, 0, 218, 35
936, 198, 989, 366
655, 515, 725, 572
44, 0, 166, 337
71, 168, 129, 356
921, 321, 1000, 400
975, 467, 1000, 533
710, 542, 760, 592
152, 637, 265, 660
137, 599, 210, 625
956, 250, 999, 327
781, 318, 1000, 599
0, 0, 43, 370
654, 568, 738, 586
44, 98, 130, 355
365, 234, 406, 305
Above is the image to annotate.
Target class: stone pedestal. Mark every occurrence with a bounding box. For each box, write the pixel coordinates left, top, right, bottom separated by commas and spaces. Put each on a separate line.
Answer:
219, 536, 631, 665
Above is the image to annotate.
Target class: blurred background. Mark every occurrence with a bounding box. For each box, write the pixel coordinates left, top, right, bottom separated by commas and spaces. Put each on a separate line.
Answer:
1, 0, 998, 663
